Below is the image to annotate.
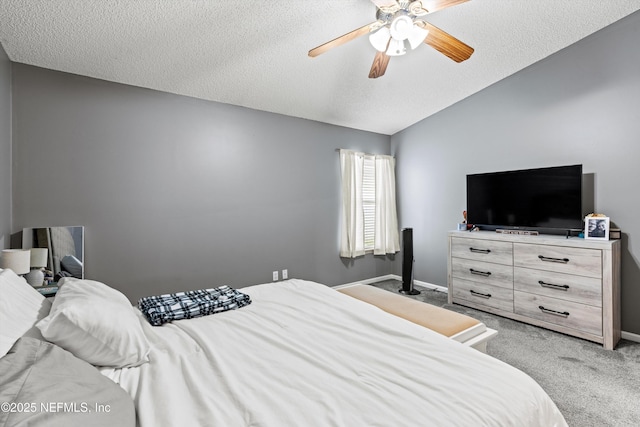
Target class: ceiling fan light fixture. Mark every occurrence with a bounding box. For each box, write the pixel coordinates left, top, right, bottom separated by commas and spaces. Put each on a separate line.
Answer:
407, 25, 429, 50
386, 38, 406, 56
369, 26, 391, 52
307, 0, 474, 78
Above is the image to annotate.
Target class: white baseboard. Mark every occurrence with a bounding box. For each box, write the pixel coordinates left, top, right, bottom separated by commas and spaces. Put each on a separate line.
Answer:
387, 275, 449, 293
412, 278, 449, 293
333, 274, 399, 289
335, 274, 448, 293
621, 330, 640, 343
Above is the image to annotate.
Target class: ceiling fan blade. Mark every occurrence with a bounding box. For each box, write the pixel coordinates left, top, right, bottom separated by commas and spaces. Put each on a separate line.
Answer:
420, 0, 470, 14
370, 0, 399, 8
369, 51, 390, 78
308, 22, 381, 58
423, 22, 474, 62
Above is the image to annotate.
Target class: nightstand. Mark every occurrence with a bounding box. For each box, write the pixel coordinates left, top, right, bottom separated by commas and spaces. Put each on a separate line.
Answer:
33, 284, 59, 298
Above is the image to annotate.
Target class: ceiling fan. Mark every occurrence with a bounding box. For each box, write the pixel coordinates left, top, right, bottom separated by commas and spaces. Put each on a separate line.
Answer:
308, 0, 474, 78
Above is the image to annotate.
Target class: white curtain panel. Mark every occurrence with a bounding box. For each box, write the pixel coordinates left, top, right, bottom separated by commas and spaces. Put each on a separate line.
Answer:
339, 150, 365, 258
374, 155, 400, 255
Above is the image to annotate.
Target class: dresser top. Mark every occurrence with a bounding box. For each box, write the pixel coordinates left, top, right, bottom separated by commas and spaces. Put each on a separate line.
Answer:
449, 230, 620, 250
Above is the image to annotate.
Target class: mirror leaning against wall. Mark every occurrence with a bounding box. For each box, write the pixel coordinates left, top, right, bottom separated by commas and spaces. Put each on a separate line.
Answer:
20, 226, 85, 288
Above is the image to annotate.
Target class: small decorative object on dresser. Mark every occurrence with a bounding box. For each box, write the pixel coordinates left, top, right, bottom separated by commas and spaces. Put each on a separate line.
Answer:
584, 214, 610, 240
458, 210, 467, 230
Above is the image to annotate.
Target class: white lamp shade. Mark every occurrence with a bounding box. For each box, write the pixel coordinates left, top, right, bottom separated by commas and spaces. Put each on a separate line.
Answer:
386, 38, 406, 56
389, 15, 414, 41
30, 248, 48, 268
369, 27, 391, 52
1, 249, 31, 275
407, 26, 429, 50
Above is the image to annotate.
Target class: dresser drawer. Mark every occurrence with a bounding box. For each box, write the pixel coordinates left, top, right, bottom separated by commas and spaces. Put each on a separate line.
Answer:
514, 267, 602, 306
452, 278, 513, 312
451, 237, 513, 265
513, 243, 602, 278
451, 258, 513, 289
514, 291, 602, 336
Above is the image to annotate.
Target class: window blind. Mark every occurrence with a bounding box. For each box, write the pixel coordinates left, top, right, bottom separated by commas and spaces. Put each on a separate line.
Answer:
362, 154, 375, 251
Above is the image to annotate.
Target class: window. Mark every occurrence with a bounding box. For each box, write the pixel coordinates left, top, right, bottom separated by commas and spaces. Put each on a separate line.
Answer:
339, 150, 400, 258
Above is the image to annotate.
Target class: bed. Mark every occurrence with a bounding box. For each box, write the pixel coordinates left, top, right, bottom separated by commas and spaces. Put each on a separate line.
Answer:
0, 270, 568, 427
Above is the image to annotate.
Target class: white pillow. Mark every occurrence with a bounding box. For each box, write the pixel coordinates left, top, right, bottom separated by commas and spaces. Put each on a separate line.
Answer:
0, 269, 52, 358
60, 254, 83, 278
36, 278, 150, 368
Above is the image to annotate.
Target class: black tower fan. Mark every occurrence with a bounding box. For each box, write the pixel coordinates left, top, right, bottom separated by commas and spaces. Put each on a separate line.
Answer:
399, 228, 420, 295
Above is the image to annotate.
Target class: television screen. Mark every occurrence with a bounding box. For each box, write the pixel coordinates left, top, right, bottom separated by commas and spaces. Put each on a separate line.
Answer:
466, 165, 583, 231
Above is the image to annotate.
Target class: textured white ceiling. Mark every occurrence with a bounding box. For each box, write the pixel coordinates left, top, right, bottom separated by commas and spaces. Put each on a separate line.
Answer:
1, 0, 639, 135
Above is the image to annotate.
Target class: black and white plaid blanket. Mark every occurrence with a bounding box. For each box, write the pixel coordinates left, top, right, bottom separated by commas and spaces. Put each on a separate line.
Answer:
138, 286, 252, 326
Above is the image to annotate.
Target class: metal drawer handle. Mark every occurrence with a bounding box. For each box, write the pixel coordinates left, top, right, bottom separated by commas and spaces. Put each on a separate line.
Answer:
470, 268, 492, 277
470, 290, 492, 299
538, 255, 570, 263
469, 247, 491, 254
538, 280, 570, 291
538, 306, 570, 317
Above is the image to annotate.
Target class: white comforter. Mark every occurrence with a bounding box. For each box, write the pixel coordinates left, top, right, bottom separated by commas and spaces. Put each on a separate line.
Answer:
103, 279, 567, 427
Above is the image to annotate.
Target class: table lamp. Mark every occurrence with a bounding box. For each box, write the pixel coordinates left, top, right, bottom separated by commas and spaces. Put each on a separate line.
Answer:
25, 248, 48, 286
1, 249, 31, 278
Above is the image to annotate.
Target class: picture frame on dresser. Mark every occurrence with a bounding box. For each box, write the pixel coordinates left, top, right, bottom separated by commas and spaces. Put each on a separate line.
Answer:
585, 216, 609, 240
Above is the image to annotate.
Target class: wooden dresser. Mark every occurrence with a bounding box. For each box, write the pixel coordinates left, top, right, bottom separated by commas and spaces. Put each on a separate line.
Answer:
448, 230, 621, 349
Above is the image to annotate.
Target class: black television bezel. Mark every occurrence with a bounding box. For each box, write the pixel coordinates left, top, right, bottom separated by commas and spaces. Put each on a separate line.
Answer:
466, 164, 583, 235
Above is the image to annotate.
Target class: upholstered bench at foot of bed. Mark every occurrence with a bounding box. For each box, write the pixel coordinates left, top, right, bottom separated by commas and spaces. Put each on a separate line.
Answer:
335, 284, 497, 353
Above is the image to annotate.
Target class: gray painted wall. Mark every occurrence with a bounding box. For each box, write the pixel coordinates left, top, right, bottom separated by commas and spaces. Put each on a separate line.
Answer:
7, 12, 639, 332
0, 45, 11, 249
392, 11, 640, 334
11, 64, 393, 301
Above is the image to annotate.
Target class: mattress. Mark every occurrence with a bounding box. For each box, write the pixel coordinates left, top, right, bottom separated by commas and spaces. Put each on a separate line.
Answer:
102, 279, 567, 427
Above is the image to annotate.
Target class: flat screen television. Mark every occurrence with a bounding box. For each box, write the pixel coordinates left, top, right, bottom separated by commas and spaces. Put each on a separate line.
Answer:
466, 164, 583, 233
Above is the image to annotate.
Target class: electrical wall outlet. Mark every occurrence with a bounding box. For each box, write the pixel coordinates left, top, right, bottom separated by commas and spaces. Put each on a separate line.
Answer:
272, 271, 279, 281
282, 269, 288, 280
